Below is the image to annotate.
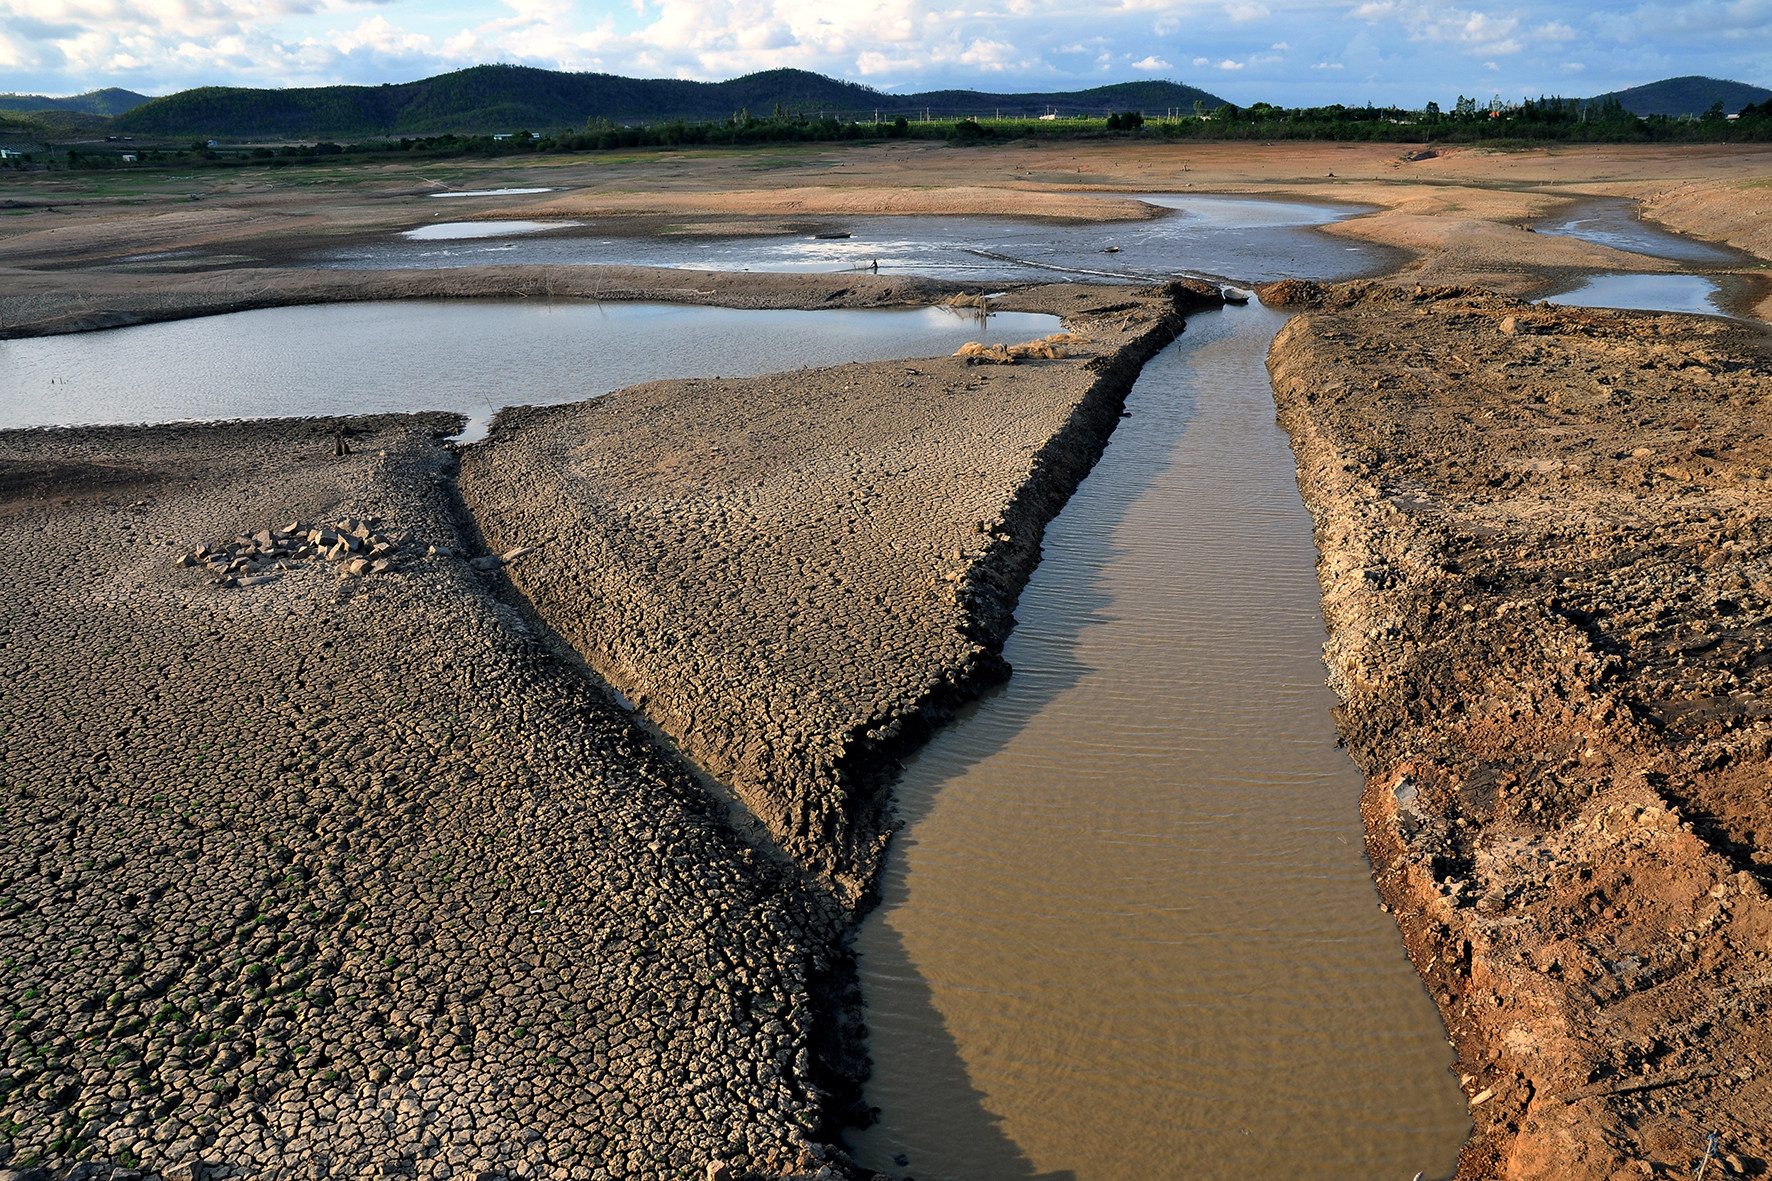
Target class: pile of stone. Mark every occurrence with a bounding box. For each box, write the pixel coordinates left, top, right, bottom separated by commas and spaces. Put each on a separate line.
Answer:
176, 517, 411, 586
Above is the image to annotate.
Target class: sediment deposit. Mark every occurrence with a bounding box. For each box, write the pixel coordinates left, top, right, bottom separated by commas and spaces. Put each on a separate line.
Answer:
456, 282, 1221, 907
1266, 281, 1772, 1179
0, 414, 857, 1181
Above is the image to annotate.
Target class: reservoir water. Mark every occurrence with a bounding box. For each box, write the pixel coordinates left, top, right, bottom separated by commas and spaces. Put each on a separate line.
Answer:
0, 302, 1055, 439
849, 304, 1470, 1181
320, 196, 1406, 287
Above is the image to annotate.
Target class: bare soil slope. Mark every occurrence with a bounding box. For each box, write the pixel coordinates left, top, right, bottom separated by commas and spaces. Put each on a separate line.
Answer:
1266, 280, 1772, 1179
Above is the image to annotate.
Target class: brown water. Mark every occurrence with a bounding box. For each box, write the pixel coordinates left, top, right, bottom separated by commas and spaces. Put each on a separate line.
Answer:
850, 304, 1470, 1181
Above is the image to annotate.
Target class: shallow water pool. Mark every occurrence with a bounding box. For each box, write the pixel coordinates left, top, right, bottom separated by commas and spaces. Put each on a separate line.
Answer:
0, 302, 1057, 439
1537, 200, 1741, 266
402, 220, 583, 240
1552, 273, 1726, 317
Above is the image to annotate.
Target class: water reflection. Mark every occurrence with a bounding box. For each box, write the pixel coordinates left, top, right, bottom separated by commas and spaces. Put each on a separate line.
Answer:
0, 302, 1058, 435
1551, 273, 1726, 317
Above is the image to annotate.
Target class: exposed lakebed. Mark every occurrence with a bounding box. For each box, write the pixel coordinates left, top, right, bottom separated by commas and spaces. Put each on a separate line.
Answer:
323, 196, 1408, 287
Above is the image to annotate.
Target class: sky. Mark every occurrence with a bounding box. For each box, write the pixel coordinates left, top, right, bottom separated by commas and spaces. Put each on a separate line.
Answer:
0, 0, 1768, 107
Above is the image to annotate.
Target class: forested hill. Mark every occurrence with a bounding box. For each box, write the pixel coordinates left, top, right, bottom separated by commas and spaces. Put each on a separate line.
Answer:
1588, 75, 1771, 117
0, 88, 148, 116
111, 65, 1226, 138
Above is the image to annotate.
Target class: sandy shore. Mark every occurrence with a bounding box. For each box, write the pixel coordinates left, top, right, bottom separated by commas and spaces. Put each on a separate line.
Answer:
1266, 280, 1772, 1179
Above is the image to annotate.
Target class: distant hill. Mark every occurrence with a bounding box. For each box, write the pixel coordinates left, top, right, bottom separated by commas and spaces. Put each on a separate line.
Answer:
0, 87, 148, 116
111, 64, 1227, 139
1589, 75, 1771, 117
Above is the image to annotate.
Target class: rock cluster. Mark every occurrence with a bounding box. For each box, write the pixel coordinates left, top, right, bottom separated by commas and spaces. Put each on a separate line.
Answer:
0, 413, 853, 1181
457, 282, 1210, 908
1266, 281, 1772, 1179
178, 519, 412, 586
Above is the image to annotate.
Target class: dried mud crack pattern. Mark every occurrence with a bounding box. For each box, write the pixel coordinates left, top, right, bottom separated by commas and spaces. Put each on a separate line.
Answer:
456, 281, 1220, 907
1265, 280, 1772, 1181
0, 416, 853, 1181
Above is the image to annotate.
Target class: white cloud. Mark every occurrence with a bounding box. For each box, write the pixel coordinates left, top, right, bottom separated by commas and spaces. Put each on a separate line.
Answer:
1, 0, 1767, 111
1354, 0, 1523, 55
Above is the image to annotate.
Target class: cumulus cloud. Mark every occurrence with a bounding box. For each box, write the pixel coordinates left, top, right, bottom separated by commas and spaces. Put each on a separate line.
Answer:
1132, 54, 1170, 69
1225, 1, 1269, 20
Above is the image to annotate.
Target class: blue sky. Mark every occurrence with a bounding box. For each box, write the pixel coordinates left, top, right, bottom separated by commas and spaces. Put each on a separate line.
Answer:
0, 0, 1767, 105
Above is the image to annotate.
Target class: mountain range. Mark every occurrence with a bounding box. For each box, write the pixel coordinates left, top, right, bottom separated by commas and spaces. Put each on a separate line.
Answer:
0, 87, 149, 117
101, 66, 1226, 139
2, 69, 1767, 141
1587, 75, 1771, 117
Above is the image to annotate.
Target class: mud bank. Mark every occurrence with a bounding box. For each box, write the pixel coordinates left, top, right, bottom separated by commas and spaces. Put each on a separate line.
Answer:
0, 265, 971, 341
0, 414, 856, 1181
1265, 281, 1772, 1179
456, 281, 1221, 908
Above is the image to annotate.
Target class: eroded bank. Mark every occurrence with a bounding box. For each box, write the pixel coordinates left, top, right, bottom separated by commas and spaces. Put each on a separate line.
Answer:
1265, 280, 1772, 1179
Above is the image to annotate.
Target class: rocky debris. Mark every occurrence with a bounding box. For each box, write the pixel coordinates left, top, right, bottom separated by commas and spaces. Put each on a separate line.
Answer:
1267, 281, 1772, 1180
0, 413, 854, 1181
457, 282, 1204, 911
179, 518, 414, 586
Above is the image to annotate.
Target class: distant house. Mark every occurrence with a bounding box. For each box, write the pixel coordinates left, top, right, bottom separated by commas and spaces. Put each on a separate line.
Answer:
120, 153, 137, 163
0, 148, 19, 159
492, 133, 512, 141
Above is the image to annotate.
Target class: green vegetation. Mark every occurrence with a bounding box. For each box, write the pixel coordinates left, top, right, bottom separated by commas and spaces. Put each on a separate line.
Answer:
109, 63, 1225, 140
0, 87, 148, 116
1164, 94, 1772, 142
1587, 75, 1772, 118
35, 93, 1770, 174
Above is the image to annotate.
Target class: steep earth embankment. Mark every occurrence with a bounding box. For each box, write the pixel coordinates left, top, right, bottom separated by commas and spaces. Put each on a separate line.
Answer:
457, 281, 1222, 907
1265, 280, 1772, 1179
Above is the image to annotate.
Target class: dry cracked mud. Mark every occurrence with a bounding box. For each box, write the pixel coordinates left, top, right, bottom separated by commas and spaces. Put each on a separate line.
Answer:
1266, 280, 1772, 1180
0, 415, 858, 1181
